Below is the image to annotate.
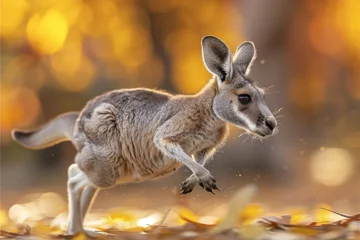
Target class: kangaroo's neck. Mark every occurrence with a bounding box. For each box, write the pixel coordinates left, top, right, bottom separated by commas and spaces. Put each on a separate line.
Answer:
194, 78, 222, 123
196, 77, 219, 98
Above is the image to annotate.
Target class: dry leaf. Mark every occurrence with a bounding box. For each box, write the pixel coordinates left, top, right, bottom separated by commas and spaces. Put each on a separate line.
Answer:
210, 184, 258, 234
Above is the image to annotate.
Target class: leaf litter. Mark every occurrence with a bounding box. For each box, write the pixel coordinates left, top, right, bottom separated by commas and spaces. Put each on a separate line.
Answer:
1, 184, 359, 239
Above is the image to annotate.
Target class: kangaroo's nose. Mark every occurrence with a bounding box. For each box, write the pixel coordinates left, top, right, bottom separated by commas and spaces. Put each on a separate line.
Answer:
265, 117, 276, 131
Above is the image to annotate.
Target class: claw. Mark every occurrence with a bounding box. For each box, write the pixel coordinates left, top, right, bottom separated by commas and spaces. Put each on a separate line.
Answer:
183, 187, 193, 194
180, 177, 196, 195
205, 186, 215, 194
211, 183, 220, 191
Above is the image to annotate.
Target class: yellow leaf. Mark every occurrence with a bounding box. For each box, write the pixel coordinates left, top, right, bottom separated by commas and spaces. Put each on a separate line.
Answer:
72, 232, 87, 240
240, 204, 264, 224
288, 208, 308, 224
210, 184, 258, 234
107, 211, 136, 223
289, 227, 319, 236
32, 222, 53, 235
314, 203, 332, 223
0, 210, 8, 227
177, 207, 199, 224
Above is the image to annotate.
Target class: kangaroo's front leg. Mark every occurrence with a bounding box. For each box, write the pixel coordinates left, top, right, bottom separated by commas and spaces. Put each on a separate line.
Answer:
181, 148, 218, 194
155, 137, 218, 194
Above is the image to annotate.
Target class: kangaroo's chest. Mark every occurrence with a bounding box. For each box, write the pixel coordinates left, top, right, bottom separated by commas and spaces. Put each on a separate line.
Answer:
117, 129, 225, 183
180, 124, 228, 155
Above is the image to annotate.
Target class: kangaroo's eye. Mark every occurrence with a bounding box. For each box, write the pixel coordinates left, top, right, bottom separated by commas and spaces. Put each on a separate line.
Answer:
238, 94, 251, 104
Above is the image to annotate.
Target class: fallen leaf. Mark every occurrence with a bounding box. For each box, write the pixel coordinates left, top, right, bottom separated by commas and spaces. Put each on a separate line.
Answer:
210, 184, 258, 234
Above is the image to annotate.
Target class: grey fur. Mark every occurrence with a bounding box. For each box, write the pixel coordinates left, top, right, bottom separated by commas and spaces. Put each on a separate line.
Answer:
233, 41, 257, 75
11, 36, 278, 236
202, 36, 233, 83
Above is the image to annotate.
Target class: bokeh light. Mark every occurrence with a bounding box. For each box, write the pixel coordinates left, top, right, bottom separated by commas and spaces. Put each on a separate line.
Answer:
26, 9, 69, 55
37, 192, 66, 217
7, 192, 66, 225
0, 0, 29, 38
1, 87, 42, 141
334, 0, 360, 55
136, 213, 162, 228
310, 148, 355, 187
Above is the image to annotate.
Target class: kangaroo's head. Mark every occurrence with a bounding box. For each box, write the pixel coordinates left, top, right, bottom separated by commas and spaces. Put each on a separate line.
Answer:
201, 36, 277, 138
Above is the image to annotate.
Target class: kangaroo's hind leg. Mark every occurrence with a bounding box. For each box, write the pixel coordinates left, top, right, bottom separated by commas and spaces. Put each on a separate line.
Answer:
67, 164, 99, 222
66, 164, 90, 235
80, 185, 99, 221
70, 142, 118, 236
68, 164, 109, 237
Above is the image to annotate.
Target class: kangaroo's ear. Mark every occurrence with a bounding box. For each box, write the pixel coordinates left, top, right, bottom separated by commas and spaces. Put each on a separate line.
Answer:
233, 41, 256, 76
201, 36, 232, 83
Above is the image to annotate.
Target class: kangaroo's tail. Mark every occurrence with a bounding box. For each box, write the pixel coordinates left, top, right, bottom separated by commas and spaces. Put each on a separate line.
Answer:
11, 112, 79, 150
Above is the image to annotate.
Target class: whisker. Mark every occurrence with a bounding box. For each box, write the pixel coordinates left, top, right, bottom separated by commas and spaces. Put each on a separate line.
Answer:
275, 115, 283, 124
273, 107, 283, 116
238, 132, 247, 138
251, 135, 261, 145
265, 90, 280, 95
274, 115, 285, 119
263, 85, 274, 93
243, 133, 251, 143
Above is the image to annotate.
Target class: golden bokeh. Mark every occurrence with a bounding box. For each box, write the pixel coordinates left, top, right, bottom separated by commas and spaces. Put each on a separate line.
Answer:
26, 9, 69, 55
0, 0, 28, 36
1, 87, 42, 141
310, 148, 355, 187
334, 0, 360, 56
173, 52, 209, 94
112, 26, 153, 68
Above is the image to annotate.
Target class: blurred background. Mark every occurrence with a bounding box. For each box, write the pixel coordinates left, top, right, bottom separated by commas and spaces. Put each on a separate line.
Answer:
1, 0, 360, 223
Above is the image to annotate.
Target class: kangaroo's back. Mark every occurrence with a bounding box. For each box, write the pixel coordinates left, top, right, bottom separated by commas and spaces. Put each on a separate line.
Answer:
77, 88, 174, 137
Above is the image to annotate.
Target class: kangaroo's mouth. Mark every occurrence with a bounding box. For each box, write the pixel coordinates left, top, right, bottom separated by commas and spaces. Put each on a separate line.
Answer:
253, 130, 267, 139
251, 126, 278, 139
252, 114, 278, 138
256, 132, 266, 137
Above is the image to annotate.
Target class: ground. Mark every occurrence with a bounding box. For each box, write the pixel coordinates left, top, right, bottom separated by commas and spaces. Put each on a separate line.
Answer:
1, 184, 359, 240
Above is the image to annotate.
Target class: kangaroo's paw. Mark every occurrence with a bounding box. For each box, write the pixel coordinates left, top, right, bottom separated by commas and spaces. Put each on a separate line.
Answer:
197, 173, 219, 194
180, 175, 197, 194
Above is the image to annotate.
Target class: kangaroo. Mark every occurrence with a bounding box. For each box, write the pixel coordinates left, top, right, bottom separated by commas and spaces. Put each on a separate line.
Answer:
11, 36, 277, 236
